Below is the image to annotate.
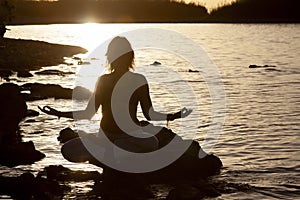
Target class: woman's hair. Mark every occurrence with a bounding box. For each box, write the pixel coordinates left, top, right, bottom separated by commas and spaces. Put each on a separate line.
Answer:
106, 36, 135, 72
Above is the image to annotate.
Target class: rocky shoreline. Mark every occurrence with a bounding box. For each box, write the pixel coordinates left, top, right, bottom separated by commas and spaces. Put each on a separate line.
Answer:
0, 38, 87, 72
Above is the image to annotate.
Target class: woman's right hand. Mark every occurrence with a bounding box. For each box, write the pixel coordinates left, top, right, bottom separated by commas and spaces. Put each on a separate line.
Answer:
38, 106, 61, 117
167, 107, 192, 121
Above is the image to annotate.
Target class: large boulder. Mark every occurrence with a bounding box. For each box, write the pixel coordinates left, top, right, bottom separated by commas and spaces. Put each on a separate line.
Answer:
0, 83, 27, 144
20, 83, 92, 101
0, 83, 45, 167
60, 122, 222, 182
0, 141, 45, 167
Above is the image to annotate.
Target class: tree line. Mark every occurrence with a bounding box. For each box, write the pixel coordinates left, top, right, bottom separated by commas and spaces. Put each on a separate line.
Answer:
3, 0, 300, 24
10, 0, 209, 24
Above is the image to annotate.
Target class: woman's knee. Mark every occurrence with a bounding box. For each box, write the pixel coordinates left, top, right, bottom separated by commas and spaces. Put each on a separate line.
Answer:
61, 138, 90, 162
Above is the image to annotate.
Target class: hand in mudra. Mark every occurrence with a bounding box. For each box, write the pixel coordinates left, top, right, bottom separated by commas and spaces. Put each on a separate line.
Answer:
168, 107, 192, 121
38, 106, 61, 117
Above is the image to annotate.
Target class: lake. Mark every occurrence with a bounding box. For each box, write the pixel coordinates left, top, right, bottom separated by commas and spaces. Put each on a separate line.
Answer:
2, 23, 300, 199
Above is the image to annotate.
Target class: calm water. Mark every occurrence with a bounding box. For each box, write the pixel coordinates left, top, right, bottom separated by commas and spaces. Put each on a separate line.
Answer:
2, 24, 300, 199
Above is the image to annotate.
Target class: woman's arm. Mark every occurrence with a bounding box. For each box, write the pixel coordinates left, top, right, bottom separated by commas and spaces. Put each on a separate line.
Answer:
139, 76, 192, 121
39, 78, 103, 119
39, 93, 99, 119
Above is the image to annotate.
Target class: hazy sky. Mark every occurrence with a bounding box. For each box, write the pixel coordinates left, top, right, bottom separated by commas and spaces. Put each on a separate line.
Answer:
183, 0, 237, 11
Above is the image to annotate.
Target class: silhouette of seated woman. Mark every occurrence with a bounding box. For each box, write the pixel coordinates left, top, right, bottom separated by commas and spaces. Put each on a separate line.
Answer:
39, 36, 192, 166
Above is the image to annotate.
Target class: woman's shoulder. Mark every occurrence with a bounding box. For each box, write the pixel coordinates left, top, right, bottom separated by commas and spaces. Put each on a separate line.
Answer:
130, 71, 146, 80
130, 72, 148, 84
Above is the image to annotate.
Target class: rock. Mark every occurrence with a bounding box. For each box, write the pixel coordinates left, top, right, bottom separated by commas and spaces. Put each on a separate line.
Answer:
167, 185, 206, 200
97, 122, 222, 184
21, 82, 73, 101
38, 165, 102, 182
78, 61, 91, 65
17, 71, 33, 78
249, 64, 276, 68
57, 127, 79, 143
0, 69, 13, 78
26, 109, 40, 117
188, 69, 199, 73
0, 141, 45, 167
166, 181, 221, 200
0, 172, 70, 199
150, 61, 161, 65
73, 86, 92, 100
0, 83, 27, 144
24, 119, 37, 123
20, 83, 91, 101
0, 38, 87, 71
35, 69, 74, 76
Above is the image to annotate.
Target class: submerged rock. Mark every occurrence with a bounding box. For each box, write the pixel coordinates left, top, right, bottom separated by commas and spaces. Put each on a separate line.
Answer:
35, 69, 74, 76
188, 69, 200, 73
150, 61, 161, 66
249, 64, 276, 68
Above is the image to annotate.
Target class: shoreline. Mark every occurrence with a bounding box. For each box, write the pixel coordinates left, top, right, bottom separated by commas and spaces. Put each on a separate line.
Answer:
0, 38, 87, 72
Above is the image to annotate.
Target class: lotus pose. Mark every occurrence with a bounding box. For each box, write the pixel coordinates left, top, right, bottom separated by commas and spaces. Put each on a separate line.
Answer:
39, 36, 192, 165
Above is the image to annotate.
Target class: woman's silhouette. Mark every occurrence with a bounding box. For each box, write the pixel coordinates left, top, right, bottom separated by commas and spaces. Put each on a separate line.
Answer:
40, 36, 192, 166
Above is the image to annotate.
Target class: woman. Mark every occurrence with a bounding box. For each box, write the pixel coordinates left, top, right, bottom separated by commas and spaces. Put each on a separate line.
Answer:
40, 36, 192, 166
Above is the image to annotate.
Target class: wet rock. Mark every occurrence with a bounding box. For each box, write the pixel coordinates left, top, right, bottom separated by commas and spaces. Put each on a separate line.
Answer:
17, 71, 33, 78
188, 69, 200, 73
57, 127, 79, 143
26, 109, 40, 117
24, 119, 37, 123
249, 64, 276, 68
78, 60, 91, 65
150, 61, 161, 65
35, 69, 74, 76
0, 172, 70, 199
38, 165, 102, 182
21, 83, 73, 101
90, 178, 154, 199
167, 185, 206, 200
138, 122, 223, 180
0, 38, 87, 71
0, 69, 13, 78
166, 181, 221, 200
73, 86, 92, 100
0, 141, 45, 167
20, 83, 91, 101
0, 83, 27, 144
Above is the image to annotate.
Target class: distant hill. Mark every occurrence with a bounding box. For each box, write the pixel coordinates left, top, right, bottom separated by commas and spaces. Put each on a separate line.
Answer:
8, 0, 300, 24
11, 0, 209, 24
209, 0, 300, 23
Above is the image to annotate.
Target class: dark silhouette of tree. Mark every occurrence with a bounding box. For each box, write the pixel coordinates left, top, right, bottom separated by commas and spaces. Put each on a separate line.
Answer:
210, 0, 300, 22
0, 0, 14, 23
11, 0, 209, 24
0, 0, 14, 38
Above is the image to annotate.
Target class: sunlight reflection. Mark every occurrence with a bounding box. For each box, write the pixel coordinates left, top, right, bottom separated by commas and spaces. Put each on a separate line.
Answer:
71, 23, 127, 51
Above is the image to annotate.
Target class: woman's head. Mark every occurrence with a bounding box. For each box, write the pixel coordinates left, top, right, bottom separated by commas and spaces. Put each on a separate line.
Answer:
106, 36, 135, 72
